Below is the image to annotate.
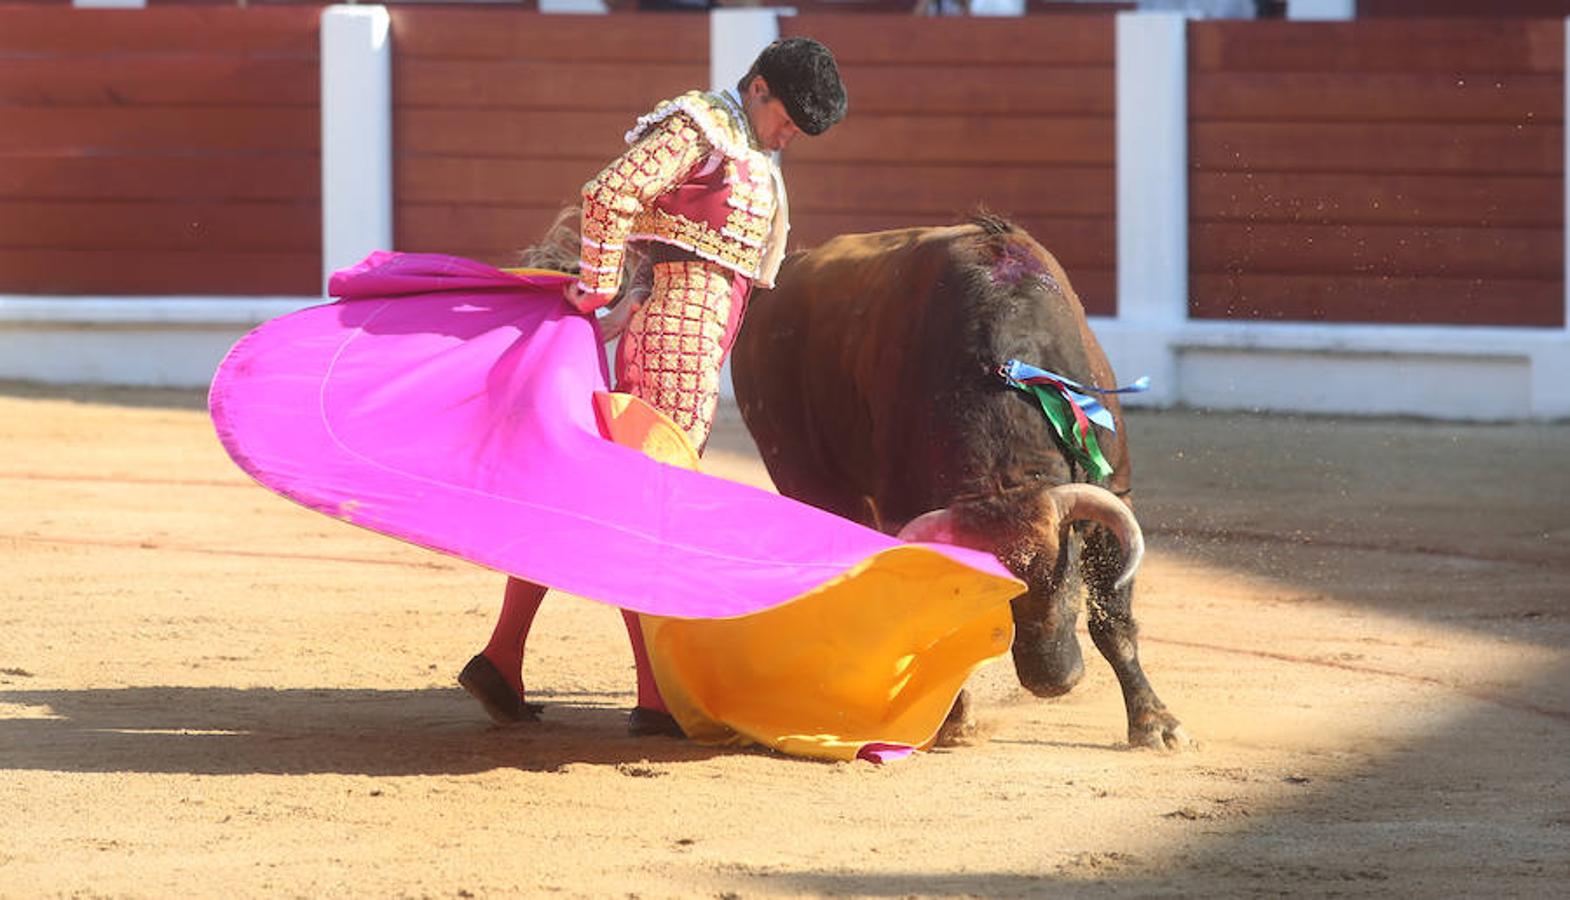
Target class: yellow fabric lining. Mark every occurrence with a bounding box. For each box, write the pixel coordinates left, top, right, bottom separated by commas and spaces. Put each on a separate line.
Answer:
593, 390, 1019, 762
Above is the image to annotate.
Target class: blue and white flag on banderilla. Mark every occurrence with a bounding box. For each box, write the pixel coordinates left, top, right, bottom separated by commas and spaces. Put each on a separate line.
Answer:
997, 360, 1151, 434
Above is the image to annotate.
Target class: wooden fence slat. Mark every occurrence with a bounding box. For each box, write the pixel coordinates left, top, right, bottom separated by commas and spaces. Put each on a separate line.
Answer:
396, 109, 640, 160
788, 162, 1114, 217
397, 157, 597, 207
788, 211, 1116, 269
787, 115, 1114, 166
1191, 222, 1562, 281
0, 57, 318, 108
0, 107, 319, 154
822, 64, 1113, 116
394, 59, 706, 112
1191, 171, 1561, 229
1190, 20, 1564, 75
400, 157, 1113, 217
0, 249, 320, 296
396, 205, 571, 260
394, 58, 1113, 117
1190, 272, 1563, 327
397, 204, 1115, 270
781, 14, 1115, 66
390, 10, 708, 62
0, 200, 319, 253
1360, 0, 1570, 15
0, 156, 318, 202
0, 7, 320, 56
1191, 72, 1563, 124
1191, 121, 1561, 176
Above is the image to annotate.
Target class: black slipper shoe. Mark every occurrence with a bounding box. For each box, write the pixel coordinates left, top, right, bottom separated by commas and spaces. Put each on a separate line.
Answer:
627, 706, 685, 738
458, 654, 542, 725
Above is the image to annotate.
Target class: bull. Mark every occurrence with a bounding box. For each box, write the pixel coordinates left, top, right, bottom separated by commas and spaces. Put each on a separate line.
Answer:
731, 216, 1188, 749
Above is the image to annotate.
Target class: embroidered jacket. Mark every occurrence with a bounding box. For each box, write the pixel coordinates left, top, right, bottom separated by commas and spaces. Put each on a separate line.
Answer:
575, 91, 789, 306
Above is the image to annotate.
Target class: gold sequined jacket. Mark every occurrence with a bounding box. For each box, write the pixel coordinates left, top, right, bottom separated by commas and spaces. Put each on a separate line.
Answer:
574, 91, 789, 307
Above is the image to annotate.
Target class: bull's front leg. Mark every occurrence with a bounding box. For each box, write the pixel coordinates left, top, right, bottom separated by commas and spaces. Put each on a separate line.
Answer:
1081, 525, 1191, 750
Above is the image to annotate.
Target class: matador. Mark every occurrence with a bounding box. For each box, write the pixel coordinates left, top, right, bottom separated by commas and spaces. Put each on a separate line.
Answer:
459, 37, 848, 736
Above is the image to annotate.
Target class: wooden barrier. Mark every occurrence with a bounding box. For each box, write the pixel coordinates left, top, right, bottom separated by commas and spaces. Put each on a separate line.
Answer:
1188, 18, 1565, 326
0, 7, 321, 295
779, 14, 1118, 314
1360, 1, 1570, 16
4, 7, 1565, 333
390, 9, 707, 267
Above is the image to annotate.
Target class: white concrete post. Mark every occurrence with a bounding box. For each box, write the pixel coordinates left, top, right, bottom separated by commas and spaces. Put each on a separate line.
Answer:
537, 0, 609, 13
1541, 15, 1570, 418
1286, 0, 1355, 20
1116, 12, 1188, 328
1563, 17, 1570, 338
710, 8, 782, 400
969, 0, 1026, 16
321, 5, 392, 294
711, 8, 781, 94
1111, 11, 1188, 406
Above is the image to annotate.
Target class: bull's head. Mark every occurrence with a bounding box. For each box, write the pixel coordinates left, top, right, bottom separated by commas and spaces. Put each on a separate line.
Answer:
898, 482, 1143, 697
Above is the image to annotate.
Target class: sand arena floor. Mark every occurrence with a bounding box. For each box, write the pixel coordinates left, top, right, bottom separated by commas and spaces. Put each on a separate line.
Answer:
2, 382, 1568, 897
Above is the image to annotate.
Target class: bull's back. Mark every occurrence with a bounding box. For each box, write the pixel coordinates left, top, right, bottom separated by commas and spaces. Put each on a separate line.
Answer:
733, 226, 968, 523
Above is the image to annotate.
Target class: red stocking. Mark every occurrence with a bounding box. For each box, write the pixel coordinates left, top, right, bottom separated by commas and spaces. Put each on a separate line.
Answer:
621, 609, 667, 712
483, 577, 546, 697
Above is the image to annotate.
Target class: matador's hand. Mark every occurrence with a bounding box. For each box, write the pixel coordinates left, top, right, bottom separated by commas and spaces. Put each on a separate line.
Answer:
564, 282, 614, 314
596, 298, 640, 344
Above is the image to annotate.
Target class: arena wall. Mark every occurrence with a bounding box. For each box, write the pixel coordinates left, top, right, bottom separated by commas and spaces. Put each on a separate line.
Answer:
1, 4, 1567, 419
1188, 18, 1564, 327
778, 13, 1119, 315
389, 9, 708, 269
0, 6, 322, 296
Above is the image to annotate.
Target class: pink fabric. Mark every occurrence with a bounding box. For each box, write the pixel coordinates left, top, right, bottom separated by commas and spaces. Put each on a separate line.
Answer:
210, 252, 1014, 619
855, 743, 918, 764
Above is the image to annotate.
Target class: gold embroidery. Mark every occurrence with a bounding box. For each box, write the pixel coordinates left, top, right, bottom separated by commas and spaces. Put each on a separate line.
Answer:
580, 92, 782, 291
578, 115, 710, 296
614, 259, 735, 449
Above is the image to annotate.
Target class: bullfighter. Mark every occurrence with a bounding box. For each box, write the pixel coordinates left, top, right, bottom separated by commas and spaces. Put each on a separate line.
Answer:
458, 37, 849, 737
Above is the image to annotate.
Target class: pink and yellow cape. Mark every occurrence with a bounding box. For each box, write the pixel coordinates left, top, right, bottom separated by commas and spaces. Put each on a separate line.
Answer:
209, 252, 1022, 762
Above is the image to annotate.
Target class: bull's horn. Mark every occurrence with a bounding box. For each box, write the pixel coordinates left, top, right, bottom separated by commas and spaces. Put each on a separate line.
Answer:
1047, 483, 1144, 590
896, 508, 962, 545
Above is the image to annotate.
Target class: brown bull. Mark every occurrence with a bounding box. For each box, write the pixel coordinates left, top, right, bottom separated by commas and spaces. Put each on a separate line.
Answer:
731, 216, 1188, 749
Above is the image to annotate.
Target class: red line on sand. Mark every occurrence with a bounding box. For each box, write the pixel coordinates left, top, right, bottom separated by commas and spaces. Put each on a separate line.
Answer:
1147, 635, 1570, 725
3, 533, 453, 571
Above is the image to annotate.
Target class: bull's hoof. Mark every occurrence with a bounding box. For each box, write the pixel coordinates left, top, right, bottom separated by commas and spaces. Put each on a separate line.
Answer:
458, 654, 542, 725
1128, 711, 1192, 751
933, 690, 980, 747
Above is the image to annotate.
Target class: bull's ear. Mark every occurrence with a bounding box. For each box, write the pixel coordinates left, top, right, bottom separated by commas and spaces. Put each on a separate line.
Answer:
897, 508, 958, 545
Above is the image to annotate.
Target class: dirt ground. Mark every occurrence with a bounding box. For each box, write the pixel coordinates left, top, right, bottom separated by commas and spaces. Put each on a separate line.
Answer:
1, 381, 1567, 898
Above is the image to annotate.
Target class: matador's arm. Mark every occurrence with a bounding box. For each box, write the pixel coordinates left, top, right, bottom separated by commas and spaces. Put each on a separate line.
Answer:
573, 113, 712, 310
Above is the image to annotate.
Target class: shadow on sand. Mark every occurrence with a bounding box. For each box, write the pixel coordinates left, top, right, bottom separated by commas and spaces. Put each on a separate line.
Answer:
0, 685, 725, 776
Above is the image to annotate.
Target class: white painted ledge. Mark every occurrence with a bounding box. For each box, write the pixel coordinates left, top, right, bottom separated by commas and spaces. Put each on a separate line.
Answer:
0, 296, 324, 327
1093, 317, 1570, 421
0, 296, 324, 389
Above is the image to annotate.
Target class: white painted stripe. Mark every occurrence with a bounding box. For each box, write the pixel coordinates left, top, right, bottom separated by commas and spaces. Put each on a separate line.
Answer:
0, 297, 323, 326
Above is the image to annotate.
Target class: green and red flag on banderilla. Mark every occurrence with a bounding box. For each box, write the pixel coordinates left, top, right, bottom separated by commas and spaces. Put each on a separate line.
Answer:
996, 359, 1150, 481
